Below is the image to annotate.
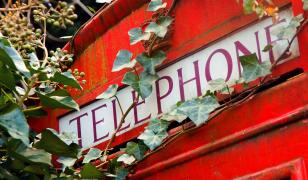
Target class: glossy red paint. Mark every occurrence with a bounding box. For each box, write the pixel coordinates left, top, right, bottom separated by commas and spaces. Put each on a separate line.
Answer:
131, 72, 308, 179
28, 0, 308, 178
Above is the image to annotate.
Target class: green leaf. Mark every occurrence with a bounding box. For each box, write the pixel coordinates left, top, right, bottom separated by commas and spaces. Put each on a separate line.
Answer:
24, 107, 47, 117
115, 167, 129, 180
29, 53, 40, 71
124, 142, 148, 161
117, 154, 136, 165
82, 148, 102, 164
112, 50, 136, 72
128, 28, 151, 45
18, 148, 52, 166
147, 0, 167, 11
207, 78, 227, 93
122, 72, 158, 99
138, 129, 168, 150
303, 0, 308, 10
262, 44, 273, 52
8, 140, 52, 166
272, 14, 304, 40
52, 71, 82, 90
96, 0, 112, 3
57, 156, 77, 167
0, 166, 18, 180
161, 105, 187, 123
243, 0, 254, 14
80, 164, 103, 179
0, 37, 30, 78
145, 16, 173, 38
207, 78, 234, 95
0, 61, 15, 90
146, 118, 169, 133
37, 90, 79, 111
178, 96, 219, 126
239, 53, 271, 82
136, 51, 166, 75
34, 129, 80, 158
96, 84, 118, 99
23, 165, 47, 175
0, 103, 29, 145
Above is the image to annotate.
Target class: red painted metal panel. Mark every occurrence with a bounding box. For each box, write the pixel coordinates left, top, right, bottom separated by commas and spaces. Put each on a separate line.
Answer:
29, 0, 307, 149
130, 72, 308, 179
28, 1, 308, 178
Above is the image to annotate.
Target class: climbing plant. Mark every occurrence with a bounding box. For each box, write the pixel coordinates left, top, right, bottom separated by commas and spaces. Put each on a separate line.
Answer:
0, 0, 306, 179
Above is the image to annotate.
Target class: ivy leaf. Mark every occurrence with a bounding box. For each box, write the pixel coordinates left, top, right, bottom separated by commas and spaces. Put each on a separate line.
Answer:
122, 72, 158, 99
0, 61, 15, 90
148, 0, 167, 11
138, 129, 168, 150
243, 0, 254, 14
178, 96, 219, 126
262, 44, 273, 52
208, 78, 227, 93
96, 84, 118, 99
208, 78, 234, 95
117, 154, 136, 165
303, 0, 308, 10
57, 131, 79, 145
146, 118, 169, 133
145, 16, 173, 38
124, 141, 148, 160
136, 51, 166, 75
115, 167, 129, 180
0, 37, 30, 78
0, 166, 18, 180
161, 105, 187, 123
128, 28, 151, 45
23, 165, 49, 176
57, 156, 77, 167
7, 140, 52, 166
239, 53, 271, 83
272, 14, 304, 40
80, 164, 103, 179
112, 50, 136, 72
96, 0, 112, 3
52, 71, 82, 90
34, 129, 80, 158
29, 53, 40, 71
82, 148, 102, 164
0, 104, 29, 145
37, 90, 79, 111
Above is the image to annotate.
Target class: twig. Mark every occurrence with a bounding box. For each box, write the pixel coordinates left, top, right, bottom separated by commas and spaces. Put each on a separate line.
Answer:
18, 75, 37, 107
147, 0, 179, 56
115, 96, 124, 116
23, 106, 43, 113
0, 5, 31, 11
101, 95, 139, 162
73, 0, 94, 17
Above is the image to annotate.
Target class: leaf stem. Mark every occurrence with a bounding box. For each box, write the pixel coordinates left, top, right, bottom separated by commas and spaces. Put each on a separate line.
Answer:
18, 74, 37, 107
1, 88, 14, 103
100, 94, 140, 165
23, 106, 43, 113
115, 96, 124, 116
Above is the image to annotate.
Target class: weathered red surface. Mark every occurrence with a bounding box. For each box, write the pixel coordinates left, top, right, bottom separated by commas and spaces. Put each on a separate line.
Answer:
131, 71, 308, 179
28, 0, 308, 178
29, 0, 307, 148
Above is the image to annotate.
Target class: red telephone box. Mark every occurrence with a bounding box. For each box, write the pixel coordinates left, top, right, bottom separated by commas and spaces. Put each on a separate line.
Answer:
29, 0, 308, 179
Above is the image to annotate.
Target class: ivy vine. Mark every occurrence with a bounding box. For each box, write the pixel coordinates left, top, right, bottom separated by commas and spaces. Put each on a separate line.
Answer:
0, 0, 306, 179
